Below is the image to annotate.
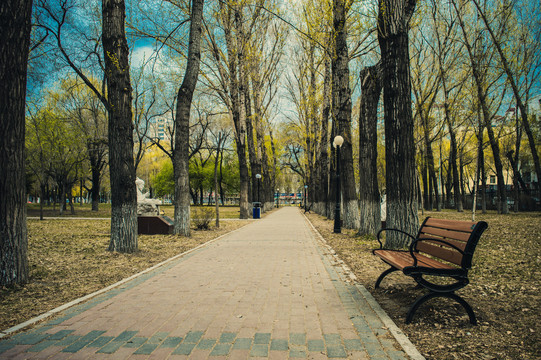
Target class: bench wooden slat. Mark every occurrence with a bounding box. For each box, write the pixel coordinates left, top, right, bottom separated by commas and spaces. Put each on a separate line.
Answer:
416, 235, 467, 251
416, 241, 463, 266
374, 249, 456, 270
424, 218, 478, 233
420, 226, 472, 242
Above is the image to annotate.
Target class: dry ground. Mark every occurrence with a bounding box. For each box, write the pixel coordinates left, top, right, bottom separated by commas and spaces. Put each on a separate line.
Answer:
306, 210, 540, 360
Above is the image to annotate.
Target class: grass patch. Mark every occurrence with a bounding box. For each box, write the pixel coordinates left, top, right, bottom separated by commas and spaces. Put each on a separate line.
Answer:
306, 210, 541, 360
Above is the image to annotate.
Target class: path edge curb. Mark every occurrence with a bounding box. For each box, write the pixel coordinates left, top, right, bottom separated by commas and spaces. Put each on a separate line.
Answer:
0, 220, 252, 339
303, 211, 425, 360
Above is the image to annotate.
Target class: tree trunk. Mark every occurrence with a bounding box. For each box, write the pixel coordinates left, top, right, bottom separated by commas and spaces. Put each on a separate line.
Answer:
358, 63, 382, 236
173, 0, 204, 236
332, 0, 359, 229
103, 0, 138, 252
378, 0, 419, 248
89, 146, 104, 212
447, 120, 463, 211
317, 55, 331, 217
0, 0, 32, 286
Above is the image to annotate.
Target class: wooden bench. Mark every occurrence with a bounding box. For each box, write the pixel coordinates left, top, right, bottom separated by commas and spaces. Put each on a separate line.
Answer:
372, 217, 488, 324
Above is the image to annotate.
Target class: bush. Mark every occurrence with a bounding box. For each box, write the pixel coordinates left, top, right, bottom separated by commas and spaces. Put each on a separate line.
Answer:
193, 206, 215, 230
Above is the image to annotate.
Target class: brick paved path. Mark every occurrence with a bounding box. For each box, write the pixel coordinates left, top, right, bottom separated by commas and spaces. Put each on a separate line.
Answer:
0, 207, 418, 359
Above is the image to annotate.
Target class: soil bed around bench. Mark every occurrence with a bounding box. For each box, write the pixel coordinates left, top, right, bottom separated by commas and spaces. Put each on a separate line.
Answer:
306, 210, 540, 360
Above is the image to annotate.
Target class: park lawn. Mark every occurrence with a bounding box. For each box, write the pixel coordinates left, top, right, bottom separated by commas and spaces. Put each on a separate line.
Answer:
307, 210, 540, 360
0, 216, 251, 332
26, 203, 242, 219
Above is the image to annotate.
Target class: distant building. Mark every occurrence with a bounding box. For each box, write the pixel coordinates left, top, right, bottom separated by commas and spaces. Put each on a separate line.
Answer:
149, 113, 173, 142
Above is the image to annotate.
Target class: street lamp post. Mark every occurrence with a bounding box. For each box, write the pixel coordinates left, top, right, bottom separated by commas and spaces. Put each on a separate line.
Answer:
304, 185, 308, 210
255, 174, 261, 204
276, 188, 280, 208
333, 135, 344, 233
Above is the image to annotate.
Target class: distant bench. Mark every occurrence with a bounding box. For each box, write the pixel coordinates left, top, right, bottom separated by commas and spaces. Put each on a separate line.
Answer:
372, 217, 488, 324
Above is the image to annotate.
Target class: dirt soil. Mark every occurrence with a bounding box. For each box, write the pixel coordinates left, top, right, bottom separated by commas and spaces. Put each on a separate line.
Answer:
306, 210, 540, 360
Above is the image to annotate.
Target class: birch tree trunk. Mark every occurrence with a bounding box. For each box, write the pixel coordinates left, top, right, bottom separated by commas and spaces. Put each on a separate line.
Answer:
0, 0, 32, 286
358, 63, 382, 236
174, 0, 204, 236
378, 0, 419, 248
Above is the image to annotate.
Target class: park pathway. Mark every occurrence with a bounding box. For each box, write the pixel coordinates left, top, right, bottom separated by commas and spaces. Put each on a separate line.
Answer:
0, 207, 421, 359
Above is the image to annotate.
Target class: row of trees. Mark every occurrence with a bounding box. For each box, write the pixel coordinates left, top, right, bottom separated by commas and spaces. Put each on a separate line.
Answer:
284, 0, 539, 236
2, 0, 539, 286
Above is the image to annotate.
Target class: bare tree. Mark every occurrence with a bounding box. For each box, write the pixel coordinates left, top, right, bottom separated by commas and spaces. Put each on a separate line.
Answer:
378, 0, 419, 248
173, 0, 204, 236
333, 0, 359, 229
103, 0, 138, 251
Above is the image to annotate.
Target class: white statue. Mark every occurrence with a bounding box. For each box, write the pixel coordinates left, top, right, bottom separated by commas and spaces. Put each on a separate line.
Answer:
136, 177, 162, 216
380, 194, 386, 222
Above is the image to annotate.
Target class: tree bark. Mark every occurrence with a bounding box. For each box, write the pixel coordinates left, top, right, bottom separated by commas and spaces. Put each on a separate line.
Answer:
332, 0, 359, 229
317, 55, 332, 217
378, 0, 419, 248
173, 0, 204, 236
358, 63, 382, 236
103, 0, 138, 252
0, 0, 32, 286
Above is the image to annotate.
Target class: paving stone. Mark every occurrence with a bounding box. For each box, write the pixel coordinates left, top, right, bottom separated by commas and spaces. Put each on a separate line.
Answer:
324, 334, 342, 346
233, 338, 252, 350
184, 331, 204, 343
290, 333, 306, 346
96, 340, 125, 354
47, 330, 75, 341
250, 344, 269, 357
133, 343, 158, 355
160, 336, 183, 348
172, 342, 196, 355
27, 340, 57, 352
219, 332, 237, 343
197, 339, 216, 350
113, 330, 138, 342
87, 336, 114, 348
307, 339, 325, 352
148, 331, 169, 344
254, 332, 271, 345
344, 338, 363, 351
123, 336, 148, 348
210, 343, 231, 356
14, 332, 50, 345
55, 335, 80, 347
270, 339, 289, 351
327, 345, 347, 358
0, 343, 15, 354
290, 348, 307, 358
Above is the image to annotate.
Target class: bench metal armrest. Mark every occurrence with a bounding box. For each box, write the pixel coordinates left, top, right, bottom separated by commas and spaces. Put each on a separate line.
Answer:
375, 228, 416, 250
408, 237, 466, 267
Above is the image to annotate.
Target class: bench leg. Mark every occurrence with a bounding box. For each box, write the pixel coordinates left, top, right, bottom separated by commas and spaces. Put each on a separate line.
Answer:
375, 267, 398, 289
406, 292, 477, 325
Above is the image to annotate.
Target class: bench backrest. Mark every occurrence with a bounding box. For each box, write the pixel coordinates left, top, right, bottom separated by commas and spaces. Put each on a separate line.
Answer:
415, 217, 488, 269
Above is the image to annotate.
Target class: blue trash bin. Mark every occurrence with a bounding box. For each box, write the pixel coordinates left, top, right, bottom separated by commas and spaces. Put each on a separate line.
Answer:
253, 207, 261, 219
